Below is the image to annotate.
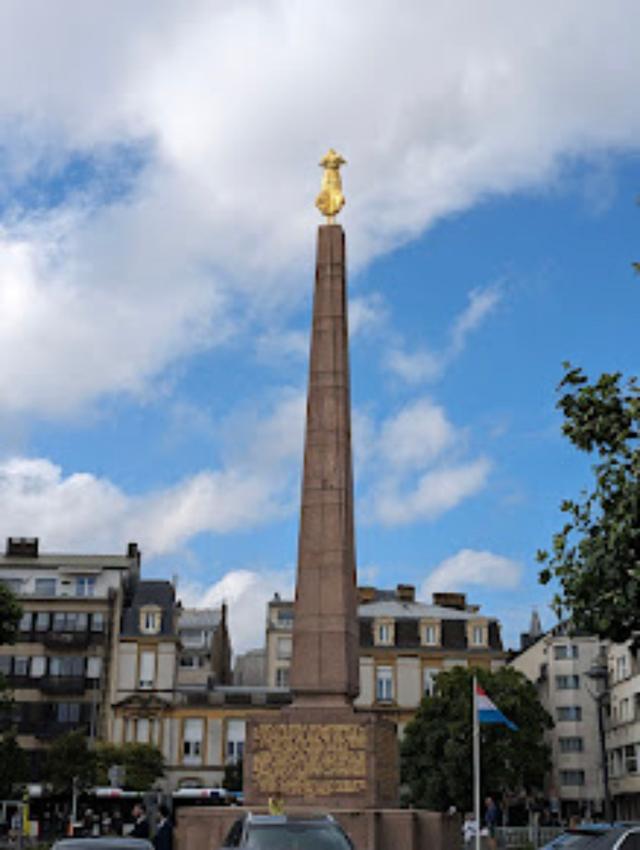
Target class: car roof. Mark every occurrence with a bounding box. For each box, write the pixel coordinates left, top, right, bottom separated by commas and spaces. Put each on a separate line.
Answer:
53, 841, 153, 850
246, 814, 335, 826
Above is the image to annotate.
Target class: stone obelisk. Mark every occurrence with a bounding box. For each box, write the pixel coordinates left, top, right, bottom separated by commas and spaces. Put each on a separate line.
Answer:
244, 152, 398, 808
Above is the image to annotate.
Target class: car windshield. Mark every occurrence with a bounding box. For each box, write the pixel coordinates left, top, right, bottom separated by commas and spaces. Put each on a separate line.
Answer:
246, 824, 352, 850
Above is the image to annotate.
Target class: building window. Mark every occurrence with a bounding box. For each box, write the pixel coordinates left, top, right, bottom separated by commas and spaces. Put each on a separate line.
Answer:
30, 656, 46, 678
35, 578, 56, 596
556, 675, 580, 689
180, 655, 201, 669
376, 666, 394, 702
87, 657, 102, 679
277, 609, 293, 625
226, 719, 245, 764
423, 668, 439, 697
277, 637, 292, 660
50, 656, 84, 677
181, 630, 206, 648
423, 623, 439, 646
53, 612, 88, 632
471, 625, 486, 646
560, 770, 585, 786
13, 656, 29, 676
140, 607, 161, 635
276, 666, 289, 687
34, 612, 49, 632
559, 737, 584, 753
554, 644, 579, 660
183, 718, 204, 765
616, 655, 629, 682
57, 703, 81, 723
75, 577, 96, 597
91, 612, 105, 632
137, 717, 150, 744
139, 651, 156, 689
18, 612, 32, 632
375, 621, 394, 646
0, 657, 10, 676
1, 578, 23, 595
625, 745, 638, 774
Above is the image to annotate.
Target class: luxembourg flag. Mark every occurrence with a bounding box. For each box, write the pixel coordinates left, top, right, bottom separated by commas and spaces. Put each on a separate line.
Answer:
476, 683, 518, 731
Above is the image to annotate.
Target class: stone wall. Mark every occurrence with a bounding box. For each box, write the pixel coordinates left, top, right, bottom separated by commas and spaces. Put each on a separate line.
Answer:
175, 806, 461, 850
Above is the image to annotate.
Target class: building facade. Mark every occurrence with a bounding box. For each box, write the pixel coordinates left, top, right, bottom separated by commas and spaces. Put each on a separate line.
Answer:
607, 639, 640, 819
510, 620, 606, 819
0, 536, 140, 779
266, 585, 506, 734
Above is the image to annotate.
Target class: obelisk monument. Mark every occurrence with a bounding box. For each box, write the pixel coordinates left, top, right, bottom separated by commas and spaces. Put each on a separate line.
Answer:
244, 152, 398, 808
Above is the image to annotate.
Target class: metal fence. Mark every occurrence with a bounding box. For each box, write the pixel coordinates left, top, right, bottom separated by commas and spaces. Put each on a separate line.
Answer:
495, 826, 564, 848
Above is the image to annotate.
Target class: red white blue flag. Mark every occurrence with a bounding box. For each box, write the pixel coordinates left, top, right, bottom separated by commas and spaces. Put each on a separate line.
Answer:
476, 684, 518, 731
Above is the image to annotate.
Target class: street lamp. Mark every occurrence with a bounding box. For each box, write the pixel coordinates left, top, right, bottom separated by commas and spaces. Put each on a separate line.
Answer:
586, 647, 612, 823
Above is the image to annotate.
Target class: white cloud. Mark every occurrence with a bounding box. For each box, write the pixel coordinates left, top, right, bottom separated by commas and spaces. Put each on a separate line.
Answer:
374, 458, 491, 526
0, 391, 306, 555
178, 568, 294, 655
378, 398, 456, 469
1, 3, 639, 416
385, 282, 503, 385
421, 548, 523, 598
349, 293, 388, 337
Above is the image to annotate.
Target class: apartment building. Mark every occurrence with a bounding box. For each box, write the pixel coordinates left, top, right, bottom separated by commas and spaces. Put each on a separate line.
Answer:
266, 585, 506, 734
111, 580, 250, 791
607, 640, 640, 819
0, 536, 140, 779
510, 620, 606, 820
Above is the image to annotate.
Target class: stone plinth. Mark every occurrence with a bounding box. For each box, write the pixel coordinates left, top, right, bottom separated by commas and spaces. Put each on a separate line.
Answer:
244, 706, 398, 809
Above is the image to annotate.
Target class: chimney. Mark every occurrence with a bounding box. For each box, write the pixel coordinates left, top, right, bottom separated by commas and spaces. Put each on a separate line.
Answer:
396, 584, 415, 603
6, 537, 39, 557
432, 592, 467, 611
358, 586, 376, 604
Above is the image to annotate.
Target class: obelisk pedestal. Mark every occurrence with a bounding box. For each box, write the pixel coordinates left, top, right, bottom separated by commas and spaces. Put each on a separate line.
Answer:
244, 214, 398, 809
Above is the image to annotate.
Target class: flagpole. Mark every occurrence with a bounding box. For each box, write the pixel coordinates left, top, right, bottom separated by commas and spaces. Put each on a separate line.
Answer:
473, 675, 481, 850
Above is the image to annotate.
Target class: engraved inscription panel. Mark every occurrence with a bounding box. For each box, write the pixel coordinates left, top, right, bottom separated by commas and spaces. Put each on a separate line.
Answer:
252, 723, 367, 797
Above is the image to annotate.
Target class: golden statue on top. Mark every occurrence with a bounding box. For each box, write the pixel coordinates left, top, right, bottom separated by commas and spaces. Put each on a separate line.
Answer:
316, 148, 346, 223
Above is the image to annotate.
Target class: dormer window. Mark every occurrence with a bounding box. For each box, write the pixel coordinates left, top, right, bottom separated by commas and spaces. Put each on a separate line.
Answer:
468, 620, 488, 647
140, 606, 161, 635
374, 619, 395, 646
421, 619, 440, 646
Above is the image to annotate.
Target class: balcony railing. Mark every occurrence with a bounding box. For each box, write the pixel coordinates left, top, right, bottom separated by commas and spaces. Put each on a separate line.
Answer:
39, 676, 86, 695
35, 720, 90, 740
43, 632, 90, 650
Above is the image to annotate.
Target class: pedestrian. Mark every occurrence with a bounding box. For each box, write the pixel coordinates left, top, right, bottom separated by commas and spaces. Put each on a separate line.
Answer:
154, 805, 173, 850
130, 804, 150, 839
485, 796, 499, 850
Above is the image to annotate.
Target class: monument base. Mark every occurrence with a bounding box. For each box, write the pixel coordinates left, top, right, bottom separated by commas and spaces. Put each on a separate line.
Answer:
243, 706, 399, 809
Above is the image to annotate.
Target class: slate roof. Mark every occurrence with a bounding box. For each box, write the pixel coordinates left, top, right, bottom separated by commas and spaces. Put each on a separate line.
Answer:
120, 580, 175, 636
358, 600, 498, 621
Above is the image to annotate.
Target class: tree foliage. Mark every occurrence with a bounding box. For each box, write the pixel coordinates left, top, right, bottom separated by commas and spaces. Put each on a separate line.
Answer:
401, 666, 552, 812
46, 730, 96, 792
538, 364, 640, 641
0, 730, 28, 798
0, 584, 22, 646
96, 742, 165, 791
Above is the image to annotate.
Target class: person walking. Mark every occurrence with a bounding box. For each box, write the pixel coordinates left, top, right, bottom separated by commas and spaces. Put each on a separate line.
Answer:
130, 804, 150, 839
153, 805, 173, 850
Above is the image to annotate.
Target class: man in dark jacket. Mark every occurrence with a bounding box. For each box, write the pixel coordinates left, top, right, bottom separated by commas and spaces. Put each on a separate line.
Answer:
130, 804, 150, 839
154, 805, 173, 850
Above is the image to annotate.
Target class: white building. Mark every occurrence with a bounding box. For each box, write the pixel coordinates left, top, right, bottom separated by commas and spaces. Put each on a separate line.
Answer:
510, 619, 606, 819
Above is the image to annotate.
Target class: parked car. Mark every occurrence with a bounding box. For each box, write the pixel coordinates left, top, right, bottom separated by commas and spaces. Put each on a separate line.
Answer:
53, 839, 154, 850
539, 824, 640, 850
220, 813, 355, 850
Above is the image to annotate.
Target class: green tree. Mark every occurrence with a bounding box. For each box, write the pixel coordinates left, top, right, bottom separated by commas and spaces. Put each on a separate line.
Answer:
0, 584, 21, 646
46, 730, 96, 793
538, 365, 640, 641
401, 666, 552, 812
0, 730, 28, 798
95, 742, 164, 791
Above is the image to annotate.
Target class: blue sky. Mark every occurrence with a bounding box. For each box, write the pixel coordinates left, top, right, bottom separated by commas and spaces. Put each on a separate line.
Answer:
1, 2, 639, 652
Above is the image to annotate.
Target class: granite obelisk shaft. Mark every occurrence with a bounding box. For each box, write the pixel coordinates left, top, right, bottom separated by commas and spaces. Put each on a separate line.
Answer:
289, 223, 359, 704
